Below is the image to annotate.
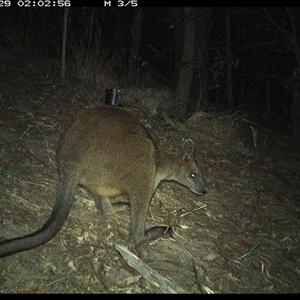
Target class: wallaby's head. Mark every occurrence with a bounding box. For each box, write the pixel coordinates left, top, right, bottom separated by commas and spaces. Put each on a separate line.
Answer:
171, 139, 206, 196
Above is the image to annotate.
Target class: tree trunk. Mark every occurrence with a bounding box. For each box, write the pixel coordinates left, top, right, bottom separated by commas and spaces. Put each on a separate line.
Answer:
292, 82, 300, 148
128, 7, 143, 82
167, 7, 184, 85
111, 8, 131, 58
225, 7, 234, 108
189, 7, 212, 115
292, 48, 300, 148
174, 7, 195, 120
61, 7, 69, 80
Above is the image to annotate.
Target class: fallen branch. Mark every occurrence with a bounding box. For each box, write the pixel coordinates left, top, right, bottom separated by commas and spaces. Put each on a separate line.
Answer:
115, 243, 186, 294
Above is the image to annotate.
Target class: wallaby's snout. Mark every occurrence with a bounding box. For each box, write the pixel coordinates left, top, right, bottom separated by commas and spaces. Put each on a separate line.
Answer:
196, 185, 207, 196
181, 165, 206, 196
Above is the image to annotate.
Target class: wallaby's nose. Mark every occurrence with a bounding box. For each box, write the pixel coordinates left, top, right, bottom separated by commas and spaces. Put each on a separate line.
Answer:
200, 187, 207, 195
194, 186, 207, 195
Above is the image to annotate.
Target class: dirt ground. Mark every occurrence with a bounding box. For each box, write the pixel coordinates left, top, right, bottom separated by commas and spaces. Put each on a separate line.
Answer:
0, 65, 300, 294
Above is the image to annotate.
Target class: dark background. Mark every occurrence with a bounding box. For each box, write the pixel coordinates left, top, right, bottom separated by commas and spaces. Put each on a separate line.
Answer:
0, 6, 298, 143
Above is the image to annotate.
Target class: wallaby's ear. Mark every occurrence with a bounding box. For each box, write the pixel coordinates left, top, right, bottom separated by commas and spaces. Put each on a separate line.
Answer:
181, 139, 194, 161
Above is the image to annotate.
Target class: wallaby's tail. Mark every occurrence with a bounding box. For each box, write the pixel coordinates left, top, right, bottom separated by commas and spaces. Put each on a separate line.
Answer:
0, 175, 77, 257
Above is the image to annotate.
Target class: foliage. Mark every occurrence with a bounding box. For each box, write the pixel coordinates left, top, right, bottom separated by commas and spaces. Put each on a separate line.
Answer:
0, 8, 60, 56
146, 44, 172, 65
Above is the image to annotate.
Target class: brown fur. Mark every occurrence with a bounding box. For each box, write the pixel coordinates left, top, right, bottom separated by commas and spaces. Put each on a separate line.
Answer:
0, 106, 206, 257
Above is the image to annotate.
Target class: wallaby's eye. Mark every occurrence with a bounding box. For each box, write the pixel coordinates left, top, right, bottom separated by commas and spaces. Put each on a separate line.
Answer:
191, 173, 196, 179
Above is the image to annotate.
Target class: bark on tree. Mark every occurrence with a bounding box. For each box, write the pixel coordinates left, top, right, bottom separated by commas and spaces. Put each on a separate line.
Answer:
292, 83, 300, 148
128, 7, 143, 80
174, 7, 195, 120
167, 7, 184, 84
192, 7, 212, 112
61, 7, 69, 80
111, 8, 131, 57
225, 7, 234, 108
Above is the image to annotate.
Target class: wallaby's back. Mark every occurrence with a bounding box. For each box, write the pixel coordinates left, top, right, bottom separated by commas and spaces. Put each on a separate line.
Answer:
57, 107, 157, 198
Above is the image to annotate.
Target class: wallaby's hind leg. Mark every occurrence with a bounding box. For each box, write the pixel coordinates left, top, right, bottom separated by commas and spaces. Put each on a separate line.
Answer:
93, 196, 128, 215
128, 194, 150, 245
143, 226, 173, 244
128, 188, 172, 246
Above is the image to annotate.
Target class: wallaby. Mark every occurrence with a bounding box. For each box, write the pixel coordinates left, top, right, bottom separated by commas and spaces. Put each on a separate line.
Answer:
0, 106, 206, 257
